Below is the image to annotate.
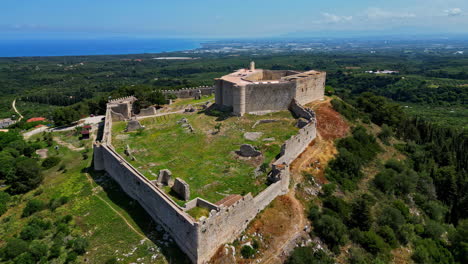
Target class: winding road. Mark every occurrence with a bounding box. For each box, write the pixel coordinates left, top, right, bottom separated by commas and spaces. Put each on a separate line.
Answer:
12, 99, 23, 121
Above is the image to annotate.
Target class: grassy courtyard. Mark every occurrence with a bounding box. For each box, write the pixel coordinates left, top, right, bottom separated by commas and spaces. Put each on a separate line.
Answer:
111, 110, 299, 203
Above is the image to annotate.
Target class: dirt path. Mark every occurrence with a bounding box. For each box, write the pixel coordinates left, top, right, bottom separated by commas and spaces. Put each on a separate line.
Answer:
12, 99, 23, 121
258, 191, 307, 264
53, 137, 85, 151
84, 172, 148, 241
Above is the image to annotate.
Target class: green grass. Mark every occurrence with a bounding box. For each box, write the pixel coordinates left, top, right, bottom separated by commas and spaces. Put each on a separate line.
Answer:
112, 111, 298, 203
186, 207, 210, 220
170, 94, 214, 107
1, 135, 189, 264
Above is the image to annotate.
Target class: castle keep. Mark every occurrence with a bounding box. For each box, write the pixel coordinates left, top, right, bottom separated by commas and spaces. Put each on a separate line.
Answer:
215, 61, 326, 115
93, 64, 325, 264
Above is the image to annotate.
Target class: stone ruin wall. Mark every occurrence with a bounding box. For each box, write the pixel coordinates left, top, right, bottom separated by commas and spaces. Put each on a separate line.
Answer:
294, 72, 326, 105
162, 86, 214, 99
93, 96, 317, 264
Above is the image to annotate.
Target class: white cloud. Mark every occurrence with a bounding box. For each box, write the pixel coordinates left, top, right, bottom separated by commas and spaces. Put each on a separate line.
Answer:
365, 8, 416, 19
444, 8, 462, 16
322, 13, 353, 23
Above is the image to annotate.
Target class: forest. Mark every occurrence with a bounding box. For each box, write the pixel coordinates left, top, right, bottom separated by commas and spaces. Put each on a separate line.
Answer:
0, 50, 466, 127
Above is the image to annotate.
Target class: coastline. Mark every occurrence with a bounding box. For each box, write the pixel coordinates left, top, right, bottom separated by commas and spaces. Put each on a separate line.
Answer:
0, 38, 202, 58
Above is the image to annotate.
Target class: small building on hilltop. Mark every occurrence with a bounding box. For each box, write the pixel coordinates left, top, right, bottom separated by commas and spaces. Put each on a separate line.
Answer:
214, 62, 326, 116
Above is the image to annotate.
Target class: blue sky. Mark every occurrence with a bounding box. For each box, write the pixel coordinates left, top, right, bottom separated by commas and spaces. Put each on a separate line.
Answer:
1, 0, 467, 39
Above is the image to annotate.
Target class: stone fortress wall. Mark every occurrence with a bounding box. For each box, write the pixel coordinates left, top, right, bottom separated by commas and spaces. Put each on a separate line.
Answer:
161, 86, 214, 98
93, 78, 319, 263
215, 63, 326, 116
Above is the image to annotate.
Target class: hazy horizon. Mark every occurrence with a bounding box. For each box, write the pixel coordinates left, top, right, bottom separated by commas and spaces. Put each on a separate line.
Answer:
2, 0, 468, 39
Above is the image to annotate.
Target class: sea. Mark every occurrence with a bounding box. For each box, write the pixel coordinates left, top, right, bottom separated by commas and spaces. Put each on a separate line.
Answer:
0, 38, 201, 57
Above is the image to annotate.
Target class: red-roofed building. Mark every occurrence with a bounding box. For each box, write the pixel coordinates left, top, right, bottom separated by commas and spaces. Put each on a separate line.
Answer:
80, 129, 90, 139
27, 117, 46, 123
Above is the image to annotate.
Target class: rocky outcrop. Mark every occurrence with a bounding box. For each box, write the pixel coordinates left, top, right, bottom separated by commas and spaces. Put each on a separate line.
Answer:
244, 132, 263, 141
126, 120, 144, 132
238, 144, 261, 157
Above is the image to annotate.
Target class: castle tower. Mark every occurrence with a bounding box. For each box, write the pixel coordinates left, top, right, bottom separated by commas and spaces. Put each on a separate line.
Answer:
250, 61, 255, 71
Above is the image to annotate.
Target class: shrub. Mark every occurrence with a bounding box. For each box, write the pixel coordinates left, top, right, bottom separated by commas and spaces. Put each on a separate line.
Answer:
412, 238, 454, 264
314, 215, 348, 253
49, 196, 69, 211
69, 237, 89, 255
240, 245, 255, 259
0, 191, 10, 216
1, 238, 29, 260
378, 206, 405, 231
373, 169, 396, 194
377, 226, 398, 248
29, 241, 48, 260
42, 156, 61, 169
349, 197, 373, 231
378, 124, 393, 144
352, 230, 390, 256
20, 224, 44, 240
321, 183, 336, 197
286, 247, 334, 264
22, 199, 46, 217
308, 205, 320, 222
423, 220, 445, 240
322, 196, 350, 222
13, 252, 35, 264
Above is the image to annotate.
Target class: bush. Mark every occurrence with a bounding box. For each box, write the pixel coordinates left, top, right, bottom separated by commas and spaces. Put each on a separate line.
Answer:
49, 196, 69, 211
351, 230, 390, 256
286, 247, 334, 264
378, 206, 405, 232
322, 196, 350, 222
314, 215, 348, 253
20, 224, 44, 240
42, 156, 61, 169
321, 183, 336, 197
69, 237, 89, 255
22, 199, 46, 217
29, 241, 48, 260
378, 124, 393, 144
377, 226, 398, 248
240, 245, 255, 259
349, 196, 373, 231
412, 238, 454, 264
423, 220, 445, 240
308, 205, 320, 222
0, 191, 10, 216
1, 238, 29, 260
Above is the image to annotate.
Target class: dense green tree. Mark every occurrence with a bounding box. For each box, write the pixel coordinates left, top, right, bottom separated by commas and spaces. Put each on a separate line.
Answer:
412, 239, 454, 264
286, 248, 334, 264
22, 199, 46, 217
449, 219, 468, 263
349, 196, 374, 231
378, 206, 405, 232
313, 215, 348, 252
7, 157, 42, 194
0, 191, 10, 216
1, 238, 29, 260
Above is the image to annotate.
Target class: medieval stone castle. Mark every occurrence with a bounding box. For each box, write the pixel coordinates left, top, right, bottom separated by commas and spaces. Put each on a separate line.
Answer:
93, 63, 326, 263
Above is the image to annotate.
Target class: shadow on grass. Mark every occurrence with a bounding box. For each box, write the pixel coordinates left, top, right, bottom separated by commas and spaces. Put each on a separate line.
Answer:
82, 166, 191, 264
199, 105, 233, 121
